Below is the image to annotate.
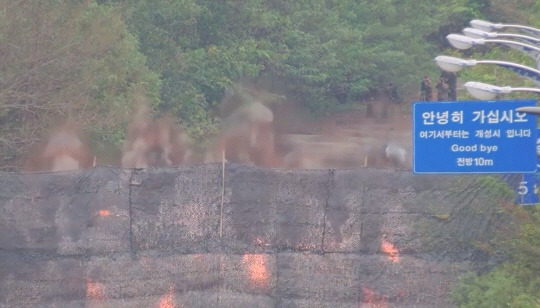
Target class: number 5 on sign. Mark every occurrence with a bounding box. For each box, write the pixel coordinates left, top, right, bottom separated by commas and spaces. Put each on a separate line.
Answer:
517, 181, 529, 195
516, 173, 539, 205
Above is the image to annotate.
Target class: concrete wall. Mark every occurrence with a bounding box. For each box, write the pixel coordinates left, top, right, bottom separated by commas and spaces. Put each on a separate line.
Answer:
0, 164, 513, 307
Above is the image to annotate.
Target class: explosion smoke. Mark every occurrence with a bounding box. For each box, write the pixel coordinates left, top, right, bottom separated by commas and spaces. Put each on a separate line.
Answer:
23, 83, 411, 171
24, 123, 94, 172
121, 107, 191, 168
204, 100, 277, 167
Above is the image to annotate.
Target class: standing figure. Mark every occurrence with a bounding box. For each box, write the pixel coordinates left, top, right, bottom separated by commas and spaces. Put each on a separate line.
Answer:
420, 76, 433, 101
436, 77, 449, 101
366, 101, 374, 118
441, 71, 457, 100
386, 82, 400, 103
385, 82, 402, 112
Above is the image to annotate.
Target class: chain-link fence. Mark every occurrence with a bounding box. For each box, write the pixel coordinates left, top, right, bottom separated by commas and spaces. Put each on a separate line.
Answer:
0, 164, 520, 307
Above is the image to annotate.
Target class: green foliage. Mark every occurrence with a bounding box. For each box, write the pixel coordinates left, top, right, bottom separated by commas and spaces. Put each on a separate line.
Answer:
121, 0, 486, 130
452, 205, 540, 307
1, 0, 539, 167
452, 268, 540, 308
126, 0, 275, 137
0, 0, 160, 169
474, 176, 515, 201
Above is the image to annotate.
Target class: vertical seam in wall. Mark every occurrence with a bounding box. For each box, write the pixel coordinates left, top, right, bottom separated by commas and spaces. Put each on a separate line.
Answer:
360, 179, 367, 241
274, 252, 280, 308
321, 169, 334, 253
220, 160, 225, 237
217, 255, 221, 306
128, 169, 135, 257
218, 163, 226, 305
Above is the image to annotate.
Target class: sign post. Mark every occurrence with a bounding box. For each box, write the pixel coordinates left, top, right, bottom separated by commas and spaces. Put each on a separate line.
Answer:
413, 100, 537, 174
515, 127, 540, 205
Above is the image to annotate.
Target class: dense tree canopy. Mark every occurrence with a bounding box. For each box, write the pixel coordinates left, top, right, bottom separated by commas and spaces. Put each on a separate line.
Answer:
125, 0, 481, 123
0, 0, 160, 168
0, 0, 538, 166
452, 204, 540, 307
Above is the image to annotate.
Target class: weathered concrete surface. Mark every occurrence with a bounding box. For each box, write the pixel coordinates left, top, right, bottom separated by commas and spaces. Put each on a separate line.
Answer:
0, 167, 131, 255
0, 164, 515, 307
130, 165, 223, 253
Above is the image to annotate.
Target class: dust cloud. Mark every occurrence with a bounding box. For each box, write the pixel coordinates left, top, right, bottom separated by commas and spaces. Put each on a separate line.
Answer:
121, 106, 190, 168
24, 84, 412, 172
24, 122, 95, 172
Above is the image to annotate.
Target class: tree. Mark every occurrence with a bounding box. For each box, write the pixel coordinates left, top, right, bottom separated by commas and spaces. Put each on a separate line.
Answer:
452, 205, 540, 307
0, 0, 160, 169
127, 0, 472, 120
127, 0, 273, 139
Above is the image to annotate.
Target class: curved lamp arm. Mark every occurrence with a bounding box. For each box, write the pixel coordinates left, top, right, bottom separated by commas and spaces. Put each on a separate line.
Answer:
435, 55, 540, 86
516, 106, 540, 115
447, 34, 540, 69
447, 34, 540, 52
463, 27, 540, 45
470, 19, 540, 37
464, 81, 540, 100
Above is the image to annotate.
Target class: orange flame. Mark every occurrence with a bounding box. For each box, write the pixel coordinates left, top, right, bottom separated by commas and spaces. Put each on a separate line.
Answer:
158, 286, 174, 308
86, 279, 105, 300
380, 238, 399, 263
361, 287, 387, 308
242, 254, 270, 289
96, 210, 110, 217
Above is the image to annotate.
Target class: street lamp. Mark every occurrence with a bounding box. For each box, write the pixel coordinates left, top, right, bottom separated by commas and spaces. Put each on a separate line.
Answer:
434, 55, 540, 86
464, 81, 540, 100
447, 34, 540, 69
515, 106, 540, 115
462, 28, 540, 67
463, 27, 540, 46
470, 19, 540, 37
447, 34, 540, 53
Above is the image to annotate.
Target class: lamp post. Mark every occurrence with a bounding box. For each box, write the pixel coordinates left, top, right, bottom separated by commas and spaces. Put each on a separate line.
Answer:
463, 27, 540, 46
464, 81, 540, 100
434, 55, 540, 86
461, 21, 540, 203
446, 34, 540, 69
470, 19, 540, 37
515, 106, 540, 115
461, 28, 540, 67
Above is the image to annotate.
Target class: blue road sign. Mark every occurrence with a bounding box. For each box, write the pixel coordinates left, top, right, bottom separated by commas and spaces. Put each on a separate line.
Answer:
413, 100, 537, 174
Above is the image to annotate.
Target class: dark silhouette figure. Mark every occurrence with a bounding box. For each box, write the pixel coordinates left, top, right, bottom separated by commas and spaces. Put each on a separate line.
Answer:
386, 82, 400, 103
366, 102, 374, 118
385, 82, 403, 111
420, 76, 433, 101
441, 71, 457, 100
436, 77, 448, 101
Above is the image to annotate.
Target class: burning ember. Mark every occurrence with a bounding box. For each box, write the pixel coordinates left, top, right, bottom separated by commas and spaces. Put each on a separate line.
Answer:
242, 254, 270, 289
380, 236, 399, 263
86, 279, 105, 301
360, 287, 387, 308
158, 286, 175, 308
96, 210, 110, 217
